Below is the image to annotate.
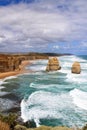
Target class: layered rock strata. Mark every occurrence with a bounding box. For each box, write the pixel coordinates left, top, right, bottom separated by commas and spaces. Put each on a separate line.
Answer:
0, 53, 49, 73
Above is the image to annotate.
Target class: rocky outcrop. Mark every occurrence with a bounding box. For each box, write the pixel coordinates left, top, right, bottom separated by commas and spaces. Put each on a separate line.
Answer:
46, 57, 61, 71
71, 61, 81, 74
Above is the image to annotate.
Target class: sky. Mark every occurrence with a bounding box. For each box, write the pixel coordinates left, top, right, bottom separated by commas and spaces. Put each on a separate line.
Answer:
0, 0, 87, 55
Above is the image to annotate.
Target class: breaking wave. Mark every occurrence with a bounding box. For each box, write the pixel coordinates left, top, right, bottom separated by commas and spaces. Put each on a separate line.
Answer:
70, 89, 87, 110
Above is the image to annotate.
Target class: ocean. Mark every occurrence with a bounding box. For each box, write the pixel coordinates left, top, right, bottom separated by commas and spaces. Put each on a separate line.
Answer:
0, 55, 87, 127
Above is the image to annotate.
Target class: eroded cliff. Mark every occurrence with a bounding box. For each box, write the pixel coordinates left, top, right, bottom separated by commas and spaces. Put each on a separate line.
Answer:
0, 53, 49, 73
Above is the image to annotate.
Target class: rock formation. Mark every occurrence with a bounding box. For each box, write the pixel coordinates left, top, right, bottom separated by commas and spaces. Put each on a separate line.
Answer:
71, 61, 81, 74
46, 57, 61, 71
0, 53, 49, 73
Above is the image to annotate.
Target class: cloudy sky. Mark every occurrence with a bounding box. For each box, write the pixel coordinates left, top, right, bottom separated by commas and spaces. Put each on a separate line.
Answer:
0, 0, 87, 54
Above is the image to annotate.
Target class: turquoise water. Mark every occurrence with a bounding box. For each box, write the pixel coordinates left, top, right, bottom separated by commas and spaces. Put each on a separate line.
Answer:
0, 55, 87, 127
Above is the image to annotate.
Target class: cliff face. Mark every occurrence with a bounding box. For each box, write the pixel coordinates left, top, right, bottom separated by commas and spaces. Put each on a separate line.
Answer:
0, 53, 48, 73
0, 55, 9, 72
0, 55, 22, 72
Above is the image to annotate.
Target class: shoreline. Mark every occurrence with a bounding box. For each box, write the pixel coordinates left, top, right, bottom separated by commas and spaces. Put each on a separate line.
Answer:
0, 60, 33, 116
0, 60, 33, 79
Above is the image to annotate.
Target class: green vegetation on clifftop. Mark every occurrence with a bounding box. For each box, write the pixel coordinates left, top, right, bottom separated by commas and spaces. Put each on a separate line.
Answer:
0, 113, 86, 130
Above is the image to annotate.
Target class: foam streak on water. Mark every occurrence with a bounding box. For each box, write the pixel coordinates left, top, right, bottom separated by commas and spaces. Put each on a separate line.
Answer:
0, 75, 18, 112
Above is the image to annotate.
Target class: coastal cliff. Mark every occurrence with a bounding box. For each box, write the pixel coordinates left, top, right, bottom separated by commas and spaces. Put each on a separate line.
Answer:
0, 53, 48, 73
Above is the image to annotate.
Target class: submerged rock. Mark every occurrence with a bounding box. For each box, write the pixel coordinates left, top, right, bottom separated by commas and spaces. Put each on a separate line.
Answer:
71, 61, 81, 74
46, 57, 61, 71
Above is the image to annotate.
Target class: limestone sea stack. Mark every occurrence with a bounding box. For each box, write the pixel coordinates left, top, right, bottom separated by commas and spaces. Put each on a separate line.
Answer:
46, 57, 61, 72
71, 61, 81, 74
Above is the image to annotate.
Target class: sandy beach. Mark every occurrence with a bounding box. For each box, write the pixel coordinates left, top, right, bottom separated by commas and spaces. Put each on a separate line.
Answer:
0, 60, 32, 79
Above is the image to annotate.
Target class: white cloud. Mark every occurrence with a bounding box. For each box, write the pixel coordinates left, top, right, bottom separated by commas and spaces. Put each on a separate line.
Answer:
53, 45, 59, 49
81, 42, 87, 48
0, 0, 87, 52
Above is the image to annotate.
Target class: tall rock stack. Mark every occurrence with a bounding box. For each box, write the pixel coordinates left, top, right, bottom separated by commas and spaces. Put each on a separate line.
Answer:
46, 57, 61, 72
71, 61, 81, 74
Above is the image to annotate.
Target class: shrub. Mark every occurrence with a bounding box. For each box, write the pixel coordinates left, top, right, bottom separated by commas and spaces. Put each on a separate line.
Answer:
82, 124, 87, 130
14, 125, 27, 130
0, 113, 18, 130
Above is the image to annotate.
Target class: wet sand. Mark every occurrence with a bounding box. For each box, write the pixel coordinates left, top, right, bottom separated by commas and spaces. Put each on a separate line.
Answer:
0, 60, 32, 79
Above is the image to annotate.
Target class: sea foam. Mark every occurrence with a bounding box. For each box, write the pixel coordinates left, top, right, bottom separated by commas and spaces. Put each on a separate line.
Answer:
21, 91, 73, 127
4, 76, 17, 81
70, 89, 87, 110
